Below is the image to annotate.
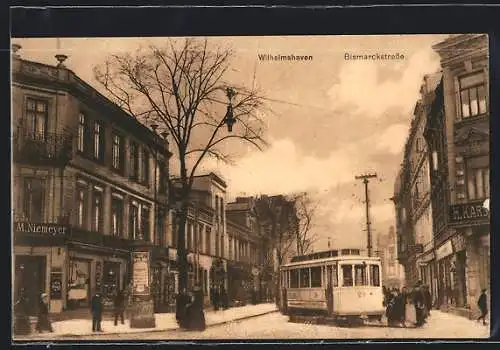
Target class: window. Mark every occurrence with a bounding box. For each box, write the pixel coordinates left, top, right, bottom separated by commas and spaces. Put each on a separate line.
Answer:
205, 227, 211, 255
76, 184, 87, 228
92, 189, 103, 232
141, 205, 150, 241
78, 113, 86, 152
111, 196, 124, 237
197, 223, 203, 252
187, 221, 193, 251
459, 73, 487, 119
220, 234, 225, 258
354, 264, 367, 286
332, 265, 338, 287
299, 268, 310, 288
432, 150, 439, 171
25, 98, 47, 139
155, 208, 165, 246
22, 178, 45, 222
129, 203, 139, 239
129, 142, 139, 180
290, 269, 299, 288
171, 215, 178, 248
158, 160, 166, 193
215, 231, 220, 256
310, 266, 322, 288
228, 236, 233, 260
93, 121, 105, 161
370, 265, 381, 286
112, 133, 124, 171
342, 265, 353, 287
140, 148, 150, 185
467, 167, 489, 200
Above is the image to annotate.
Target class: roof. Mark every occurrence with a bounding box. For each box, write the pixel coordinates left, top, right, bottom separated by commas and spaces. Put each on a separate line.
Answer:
12, 56, 166, 151
226, 202, 251, 211
282, 255, 381, 268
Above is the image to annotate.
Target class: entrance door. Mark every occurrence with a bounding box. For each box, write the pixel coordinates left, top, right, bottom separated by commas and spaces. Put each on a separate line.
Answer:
15, 255, 46, 316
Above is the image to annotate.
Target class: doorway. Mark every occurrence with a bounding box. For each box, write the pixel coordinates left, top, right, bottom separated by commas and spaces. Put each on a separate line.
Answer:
14, 255, 47, 316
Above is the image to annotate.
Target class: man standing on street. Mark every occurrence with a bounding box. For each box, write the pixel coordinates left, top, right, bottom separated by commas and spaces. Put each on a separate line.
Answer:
113, 289, 126, 326
91, 292, 103, 332
477, 289, 488, 325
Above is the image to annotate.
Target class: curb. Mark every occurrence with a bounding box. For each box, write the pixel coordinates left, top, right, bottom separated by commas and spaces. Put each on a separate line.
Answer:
14, 309, 278, 340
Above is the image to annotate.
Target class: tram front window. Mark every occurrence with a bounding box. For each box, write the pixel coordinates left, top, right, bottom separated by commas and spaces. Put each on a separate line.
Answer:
354, 264, 367, 286
310, 267, 322, 287
299, 268, 310, 288
342, 265, 353, 286
290, 269, 299, 288
370, 265, 381, 286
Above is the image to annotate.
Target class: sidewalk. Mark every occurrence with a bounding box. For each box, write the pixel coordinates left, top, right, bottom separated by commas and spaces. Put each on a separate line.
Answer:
14, 303, 278, 339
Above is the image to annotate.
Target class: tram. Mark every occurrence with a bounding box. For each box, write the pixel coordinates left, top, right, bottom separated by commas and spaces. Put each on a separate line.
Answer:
280, 249, 385, 323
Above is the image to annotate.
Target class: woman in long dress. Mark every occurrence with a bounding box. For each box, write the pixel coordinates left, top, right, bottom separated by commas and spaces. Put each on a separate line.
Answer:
187, 285, 206, 331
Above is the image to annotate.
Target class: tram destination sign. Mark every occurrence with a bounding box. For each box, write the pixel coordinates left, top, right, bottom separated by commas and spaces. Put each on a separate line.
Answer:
15, 221, 68, 236
449, 201, 489, 224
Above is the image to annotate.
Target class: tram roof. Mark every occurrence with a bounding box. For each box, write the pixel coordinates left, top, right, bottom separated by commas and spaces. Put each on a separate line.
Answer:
281, 255, 381, 268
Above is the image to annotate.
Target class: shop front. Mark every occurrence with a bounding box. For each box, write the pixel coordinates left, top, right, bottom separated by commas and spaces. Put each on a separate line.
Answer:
435, 239, 454, 308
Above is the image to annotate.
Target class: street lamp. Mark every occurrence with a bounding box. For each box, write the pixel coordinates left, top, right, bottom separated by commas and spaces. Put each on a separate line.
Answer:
223, 87, 237, 132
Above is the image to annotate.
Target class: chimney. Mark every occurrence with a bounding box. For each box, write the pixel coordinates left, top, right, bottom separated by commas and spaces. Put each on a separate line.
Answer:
12, 43, 22, 58
55, 54, 68, 68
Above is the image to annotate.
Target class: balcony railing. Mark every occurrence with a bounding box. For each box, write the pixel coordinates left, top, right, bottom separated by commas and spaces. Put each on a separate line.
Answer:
13, 130, 73, 166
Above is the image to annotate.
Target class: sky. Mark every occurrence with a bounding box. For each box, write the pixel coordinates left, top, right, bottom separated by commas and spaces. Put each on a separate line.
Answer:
12, 34, 450, 253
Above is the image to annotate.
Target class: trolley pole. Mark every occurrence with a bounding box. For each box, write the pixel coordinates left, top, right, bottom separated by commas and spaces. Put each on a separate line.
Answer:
355, 173, 377, 257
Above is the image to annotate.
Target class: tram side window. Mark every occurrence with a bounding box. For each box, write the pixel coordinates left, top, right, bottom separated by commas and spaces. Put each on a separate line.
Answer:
332, 265, 338, 287
300, 268, 310, 288
310, 267, 322, 287
354, 264, 367, 286
290, 269, 299, 288
342, 265, 353, 287
370, 265, 381, 286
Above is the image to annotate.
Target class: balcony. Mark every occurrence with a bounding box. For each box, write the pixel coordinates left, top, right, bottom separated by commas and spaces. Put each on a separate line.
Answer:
13, 130, 73, 166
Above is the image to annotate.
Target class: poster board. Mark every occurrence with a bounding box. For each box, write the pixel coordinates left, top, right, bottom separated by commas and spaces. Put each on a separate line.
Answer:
132, 251, 150, 295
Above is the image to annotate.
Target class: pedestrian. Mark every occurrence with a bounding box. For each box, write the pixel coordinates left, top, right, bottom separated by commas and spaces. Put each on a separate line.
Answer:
477, 289, 488, 325
386, 289, 398, 327
394, 289, 407, 327
176, 288, 190, 329
423, 285, 432, 319
113, 289, 126, 326
404, 287, 416, 327
220, 286, 229, 310
413, 281, 425, 327
91, 292, 103, 332
14, 289, 32, 335
35, 293, 53, 333
186, 284, 206, 331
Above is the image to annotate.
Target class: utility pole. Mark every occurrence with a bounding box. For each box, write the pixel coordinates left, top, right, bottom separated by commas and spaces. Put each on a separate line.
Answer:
355, 173, 377, 257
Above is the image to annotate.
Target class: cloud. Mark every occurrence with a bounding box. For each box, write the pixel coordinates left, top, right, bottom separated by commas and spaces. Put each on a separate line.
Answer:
375, 123, 409, 155
202, 137, 376, 199
327, 48, 441, 119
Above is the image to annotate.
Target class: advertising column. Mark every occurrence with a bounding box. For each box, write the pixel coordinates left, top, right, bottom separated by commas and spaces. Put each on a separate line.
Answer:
129, 241, 156, 328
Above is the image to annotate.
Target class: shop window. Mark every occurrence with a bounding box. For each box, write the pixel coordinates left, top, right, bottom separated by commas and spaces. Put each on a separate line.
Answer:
290, 269, 299, 288
370, 265, 381, 286
342, 265, 353, 287
68, 259, 90, 308
310, 266, 322, 288
299, 268, 310, 288
22, 178, 45, 222
354, 264, 367, 286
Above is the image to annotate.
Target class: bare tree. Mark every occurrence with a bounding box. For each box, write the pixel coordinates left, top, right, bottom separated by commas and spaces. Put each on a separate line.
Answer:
291, 192, 319, 256
94, 38, 268, 296
254, 195, 297, 307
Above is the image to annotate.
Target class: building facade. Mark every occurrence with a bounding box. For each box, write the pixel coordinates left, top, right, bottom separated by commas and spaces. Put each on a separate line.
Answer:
226, 197, 268, 305
169, 173, 229, 305
432, 34, 490, 315
394, 73, 442, 289
376, 226, 405, 289
12, 47, 172, 315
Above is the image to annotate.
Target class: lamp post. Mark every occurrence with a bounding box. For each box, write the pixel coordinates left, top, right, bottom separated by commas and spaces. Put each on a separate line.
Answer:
223, 87, 237, 132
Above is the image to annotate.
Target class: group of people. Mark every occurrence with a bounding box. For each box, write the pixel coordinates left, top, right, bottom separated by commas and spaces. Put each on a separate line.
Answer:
90, 288, 128, 332
383, 281, 432, 328
14, 291, 53, 335
175, 284, 206, 331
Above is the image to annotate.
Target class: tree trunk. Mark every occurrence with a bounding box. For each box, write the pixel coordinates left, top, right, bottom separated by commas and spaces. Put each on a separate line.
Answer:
176, 202, 188, 292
